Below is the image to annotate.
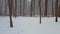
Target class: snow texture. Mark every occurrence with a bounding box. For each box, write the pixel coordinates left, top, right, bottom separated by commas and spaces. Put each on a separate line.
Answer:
0, 16, 60, 34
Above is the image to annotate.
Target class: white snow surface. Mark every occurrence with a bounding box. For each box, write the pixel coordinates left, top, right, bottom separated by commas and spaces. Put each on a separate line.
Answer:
0, 16, 60, 34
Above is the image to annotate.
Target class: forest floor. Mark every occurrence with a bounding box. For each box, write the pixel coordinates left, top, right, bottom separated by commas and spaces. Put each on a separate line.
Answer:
0, 16, 60, 34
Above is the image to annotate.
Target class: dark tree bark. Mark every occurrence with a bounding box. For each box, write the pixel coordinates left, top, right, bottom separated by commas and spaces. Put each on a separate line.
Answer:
33, 0, 35, 16
0, 0, 3, 16
20, 0, 22, 16
38, 0, 41, 24
44, 0, 48, 17
8, 0, 13, 27
23, 0, 25, 16
30, 0, 33, 16
55, 0, 59, 22
59, 4, 60, 17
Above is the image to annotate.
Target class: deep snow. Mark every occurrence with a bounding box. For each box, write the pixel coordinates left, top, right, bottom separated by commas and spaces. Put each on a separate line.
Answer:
0, 16, 60, 34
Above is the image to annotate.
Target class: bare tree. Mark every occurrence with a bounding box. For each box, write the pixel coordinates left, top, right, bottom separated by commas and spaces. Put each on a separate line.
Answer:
4, 0, 7, 16
15, 0, 17, 17
55, 0, 59, 22
59, 4, 60, 17
20, 0, 22, 16
8, 0, 13, 27
23, 0, 25, 16
44, 0, 48, 17
33, 0, 35, 16
0, 0, 3, 16
52, 0, 54, 17
30, 0, 33, 16
38, 0, 41, 24
13, 0, 17, 17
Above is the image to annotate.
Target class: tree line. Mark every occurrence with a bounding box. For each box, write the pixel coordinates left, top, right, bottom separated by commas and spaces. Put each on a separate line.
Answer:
0, 0, 60, 27
0, 0, 60, 17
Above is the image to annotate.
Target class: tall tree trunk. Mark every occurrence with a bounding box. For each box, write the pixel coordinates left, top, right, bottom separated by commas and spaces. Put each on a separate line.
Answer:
23, 0, 25, 16
15, 0, 17, 17
0, 0, 3, 16
33, 0, 35, 16
52, 0, 54, 17
20, 0, 22, 16
44, 0, 48, 17
59, 4, 60, 17
13, 0, 17, 17
30, 0, 33, 16
55, 0, 59, 22
8, 0, 13, 27
5, 0, 7, 16
38, 0, 41, 24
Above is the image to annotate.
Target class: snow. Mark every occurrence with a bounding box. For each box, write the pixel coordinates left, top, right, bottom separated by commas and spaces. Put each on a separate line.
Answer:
0, 16, 60, 34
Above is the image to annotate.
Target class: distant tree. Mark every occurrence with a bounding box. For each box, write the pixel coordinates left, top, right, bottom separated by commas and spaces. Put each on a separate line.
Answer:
23, 0, 25, 16
15, 0, 17, 17
38, 0, 41, 24
55, 0, 59, 22
0, 0, 3, 16
33, 0, 35, 16
52, 0, 54, 17
30, 0, 33, 16
44, 0, 48, 17
0, 3, 2, 16
20, 0, 22, 16
13, 0, 17, 18
5, 0, 7, 16
0, 9, 2, 16
59, 4, 60, 17
8, 0, 13, 27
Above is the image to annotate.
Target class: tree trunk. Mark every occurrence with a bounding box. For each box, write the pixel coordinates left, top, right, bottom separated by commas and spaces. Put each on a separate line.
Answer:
5, 0, 7, 16
44, 0, 48, 17
33, 0, 35, 16
20, 0, 22, 16
52, 0, 54, 17
55, 0, 59, 22
0, 0, 3, 16
30, 0, 33, 16
8, 0, 13, 27
38, 0, 41, 24
59, 4, 60, 17
23, 0, 25, 16
13, 0, 17, 17
15, 0, 17, 17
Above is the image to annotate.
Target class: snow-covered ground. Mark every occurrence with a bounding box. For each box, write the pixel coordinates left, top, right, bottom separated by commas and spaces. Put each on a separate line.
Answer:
0, 16, 60, 34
